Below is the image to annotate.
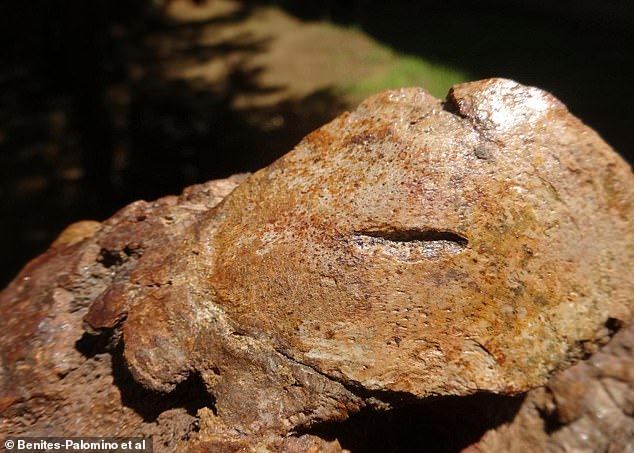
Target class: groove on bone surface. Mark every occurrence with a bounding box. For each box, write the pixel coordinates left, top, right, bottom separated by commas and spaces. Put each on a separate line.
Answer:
351, 229, 468, 261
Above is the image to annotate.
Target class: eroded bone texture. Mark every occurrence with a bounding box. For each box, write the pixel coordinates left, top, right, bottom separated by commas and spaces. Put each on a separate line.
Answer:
1, 79, 633, 452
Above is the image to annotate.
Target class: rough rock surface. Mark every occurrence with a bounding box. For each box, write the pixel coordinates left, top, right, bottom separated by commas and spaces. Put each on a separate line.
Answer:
1, 78, 633, 452
476, 320, 634, 452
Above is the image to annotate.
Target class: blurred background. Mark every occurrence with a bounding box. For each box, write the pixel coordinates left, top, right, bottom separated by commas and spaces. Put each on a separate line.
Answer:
1, 0, 632, 287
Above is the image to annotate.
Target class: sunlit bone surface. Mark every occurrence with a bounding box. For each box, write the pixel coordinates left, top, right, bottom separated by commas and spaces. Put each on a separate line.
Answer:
2, 78, 633, 451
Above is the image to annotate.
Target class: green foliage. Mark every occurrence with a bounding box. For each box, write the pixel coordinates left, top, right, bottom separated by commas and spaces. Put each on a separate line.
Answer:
345, 46, 469, 100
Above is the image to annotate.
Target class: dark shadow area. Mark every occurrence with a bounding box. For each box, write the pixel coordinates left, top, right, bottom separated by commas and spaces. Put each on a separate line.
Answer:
266, 0, 634, 163
75, 330, 119, 358
300, 392, 526, 453
112, 350, 216, 421
77, 333, 216, 421
125, 77, 345, 201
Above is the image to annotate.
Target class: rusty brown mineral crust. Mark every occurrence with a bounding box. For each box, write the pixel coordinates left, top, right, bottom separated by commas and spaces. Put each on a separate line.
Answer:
1, 79, 633, 452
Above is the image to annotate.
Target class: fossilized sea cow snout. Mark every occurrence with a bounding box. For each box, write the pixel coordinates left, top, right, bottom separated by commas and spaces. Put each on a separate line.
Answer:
209, 79, 634, 396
